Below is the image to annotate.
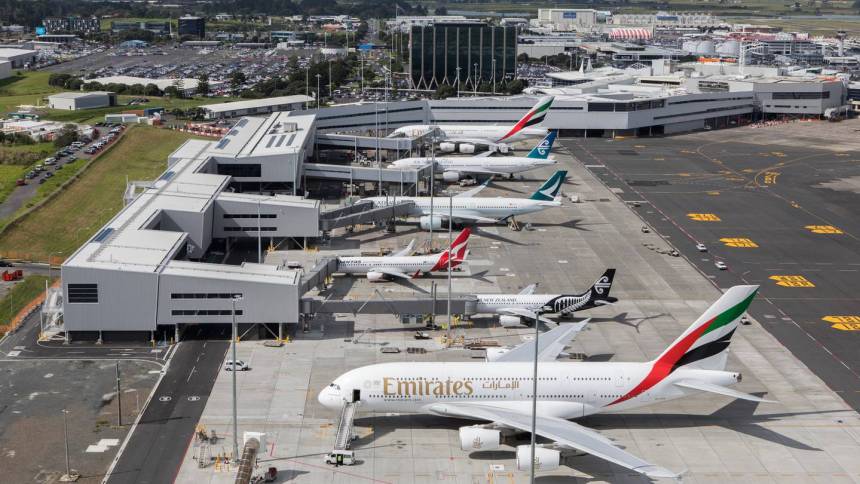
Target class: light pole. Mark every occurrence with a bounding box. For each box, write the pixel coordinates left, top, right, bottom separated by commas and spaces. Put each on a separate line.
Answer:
473, 62, 478, 95
256, 199, 262, 263
455, 66, 461, 98
61, 408, 77, 482
230, 295, 243, 461
491, 58, 496, 94
446, 194, 452, 342
316, 73, 321, 109
328, 59, 333, 101
115, 362, 122, 427
304, 66, 309, 109
530, 306, 549, 483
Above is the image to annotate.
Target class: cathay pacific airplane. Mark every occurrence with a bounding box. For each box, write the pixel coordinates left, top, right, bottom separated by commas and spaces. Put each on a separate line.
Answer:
389, 96, 555, 153
358, 170, 567, 230
319, 285, 772, 479
337, 228, 470, 281
389, 131, 559, 182
476, 269, 617, 328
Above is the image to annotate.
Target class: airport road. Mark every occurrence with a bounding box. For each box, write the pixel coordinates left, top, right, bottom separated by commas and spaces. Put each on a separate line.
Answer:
105, 328, 227, 484
563, 121, 860, 411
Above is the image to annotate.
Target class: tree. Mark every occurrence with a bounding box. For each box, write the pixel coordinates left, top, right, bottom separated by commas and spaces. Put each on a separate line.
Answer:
434, 6, 447, 15
506, 79, 525, 95
65, 77, 83, 90
48, 73, 71, 87
163, 85, 180, 98
434, 84, 455, 99
196, 74, 210, 97
53, 124, 78, 148
229, 71, 246, 90
144, 83, 162, 96
517, 53, 530, 63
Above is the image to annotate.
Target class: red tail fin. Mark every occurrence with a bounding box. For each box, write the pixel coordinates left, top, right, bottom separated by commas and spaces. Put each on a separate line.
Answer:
430, 228, 471, 271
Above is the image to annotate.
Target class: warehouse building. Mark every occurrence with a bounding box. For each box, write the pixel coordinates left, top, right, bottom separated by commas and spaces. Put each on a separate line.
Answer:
47, 91, 116, 110
0, 48, 36, 68
201, 95, 312, 120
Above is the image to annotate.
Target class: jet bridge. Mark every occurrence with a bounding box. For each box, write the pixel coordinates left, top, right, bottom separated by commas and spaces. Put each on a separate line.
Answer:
318, 200, 415, 232
304, 163, 432, 185
301, 295, 478, 317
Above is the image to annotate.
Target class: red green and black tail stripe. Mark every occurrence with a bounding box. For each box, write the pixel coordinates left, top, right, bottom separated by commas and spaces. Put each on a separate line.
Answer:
497, 96, 554, 142
607, 287, 757, 406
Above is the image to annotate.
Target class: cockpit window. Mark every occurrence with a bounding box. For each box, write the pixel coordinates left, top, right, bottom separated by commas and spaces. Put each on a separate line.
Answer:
329, 383, 340, 390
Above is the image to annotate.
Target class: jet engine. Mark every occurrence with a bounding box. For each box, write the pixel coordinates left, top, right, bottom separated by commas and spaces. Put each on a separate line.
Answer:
366, 271, 387, 282
484, 347, 511, 362
442, 171, 461, 182
516, 445, 561, 472
438, 142, 476, 154
439, 142, 457, 153
499, 315, 523, 327
419, 215, 444, 230
459, 426, 502, 452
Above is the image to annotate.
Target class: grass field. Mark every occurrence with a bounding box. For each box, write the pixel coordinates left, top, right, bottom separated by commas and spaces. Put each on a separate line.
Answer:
0, 72, 63, 115
0, 142, 55, 205
0, 126, 199, 262
41, 95, 227, 125
0, 275, 55, 331
0, 165, 28, 206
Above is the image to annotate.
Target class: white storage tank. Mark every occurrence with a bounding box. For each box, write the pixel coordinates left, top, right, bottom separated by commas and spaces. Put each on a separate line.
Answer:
695, 40, 715, 55
717, 40, 740, 57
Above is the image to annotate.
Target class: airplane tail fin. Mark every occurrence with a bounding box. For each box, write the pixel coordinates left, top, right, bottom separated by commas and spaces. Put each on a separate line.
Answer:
606, 285, 758, 407
498, 95, 554, 142
654, 285, 758, 372
433, 228, 471, 270
584, 269, 617, 306
529, 170, 567, 201
526, 130, 558, 160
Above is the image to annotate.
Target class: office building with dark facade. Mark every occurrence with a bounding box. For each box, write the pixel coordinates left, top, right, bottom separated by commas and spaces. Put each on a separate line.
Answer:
409, 21, 517, 90
178, 16, 206, 39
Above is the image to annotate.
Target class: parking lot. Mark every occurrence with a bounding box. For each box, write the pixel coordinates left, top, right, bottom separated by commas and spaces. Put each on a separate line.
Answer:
170, 147, 860, 483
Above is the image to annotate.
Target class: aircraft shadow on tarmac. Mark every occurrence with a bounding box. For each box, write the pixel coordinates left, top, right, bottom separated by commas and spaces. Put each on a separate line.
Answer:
353, 397, 843, 480
570, 312, 667, 333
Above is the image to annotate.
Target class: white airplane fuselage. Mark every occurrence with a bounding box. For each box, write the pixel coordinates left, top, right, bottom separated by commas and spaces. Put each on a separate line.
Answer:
360, 196, 561, 222
393, 125, 548, 145
318, 361, 741, 417
337, 255, 447, 276
390, 156, 557, 176
475, 294, 566, 314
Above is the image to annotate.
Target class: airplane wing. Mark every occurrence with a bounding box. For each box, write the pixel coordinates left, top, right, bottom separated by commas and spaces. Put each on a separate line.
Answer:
492, 321, 587, 363
454, 179, 491, 198
518, 283, 538, 296
475, 150, 496, 158
451, 214, 500, 224
427, 402, 679, 480
391, 239, 416, 257
674, 379, 777, 403
497, 307, 558, 328
369, 267, 412, 280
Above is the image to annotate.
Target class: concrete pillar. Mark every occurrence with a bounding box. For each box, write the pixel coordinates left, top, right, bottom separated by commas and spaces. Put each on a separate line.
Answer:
150, 330, 155, 346
278, 322, 283, 342
97, 330, 103, 345
174, 323, 180, 343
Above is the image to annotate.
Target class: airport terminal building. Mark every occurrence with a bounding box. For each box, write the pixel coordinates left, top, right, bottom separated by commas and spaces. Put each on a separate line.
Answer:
59, 70, 848, 339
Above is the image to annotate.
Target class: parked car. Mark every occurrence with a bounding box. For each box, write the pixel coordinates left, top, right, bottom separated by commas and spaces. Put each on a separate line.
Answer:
0, 260, 13, 267
715, 261, 727, 270
224, 360, 249, 371
15, 179, 26, 186
641, 225, 650, 233
696, 243, 707, 252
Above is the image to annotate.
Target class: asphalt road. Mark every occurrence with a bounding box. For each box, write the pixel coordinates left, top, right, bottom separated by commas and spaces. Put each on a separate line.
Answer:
563, 132, 860, 410
105, 326, 228, 484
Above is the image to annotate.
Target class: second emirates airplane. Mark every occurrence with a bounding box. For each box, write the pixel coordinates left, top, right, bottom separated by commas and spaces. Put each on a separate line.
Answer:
389, 96, 555, 153
319, 285, 772, 478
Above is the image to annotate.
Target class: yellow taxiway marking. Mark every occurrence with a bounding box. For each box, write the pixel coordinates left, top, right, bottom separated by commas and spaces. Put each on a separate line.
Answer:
720, 237, 758, 248
678, 172, 691, 177
806, 225, 843, 234
634, 144, 646, 148
707, 191, 720, 196
770, 275, 815, 288
742, 168, 757, 173
824, 316, 860, 331
771, 151, 786, 157
654, 157, 665, 161
764, 172, 779, 184
835, 152, 849, 157
688, 213, 721, 222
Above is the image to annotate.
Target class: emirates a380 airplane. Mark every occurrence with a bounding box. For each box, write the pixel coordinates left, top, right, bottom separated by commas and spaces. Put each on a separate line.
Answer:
319, 285, 772, 478
389, 96, 555, 154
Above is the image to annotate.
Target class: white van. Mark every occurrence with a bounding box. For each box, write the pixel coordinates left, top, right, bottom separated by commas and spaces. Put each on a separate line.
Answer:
325, 450, 355, 466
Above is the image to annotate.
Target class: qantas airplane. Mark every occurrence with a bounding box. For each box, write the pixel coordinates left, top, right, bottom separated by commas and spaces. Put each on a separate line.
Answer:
358, 170, 567, 230
389, 96, 555, 154
388, 131, 559, 182
319, 285, 772, 478
476, 269, 617, 328
336, 228, 470, 281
